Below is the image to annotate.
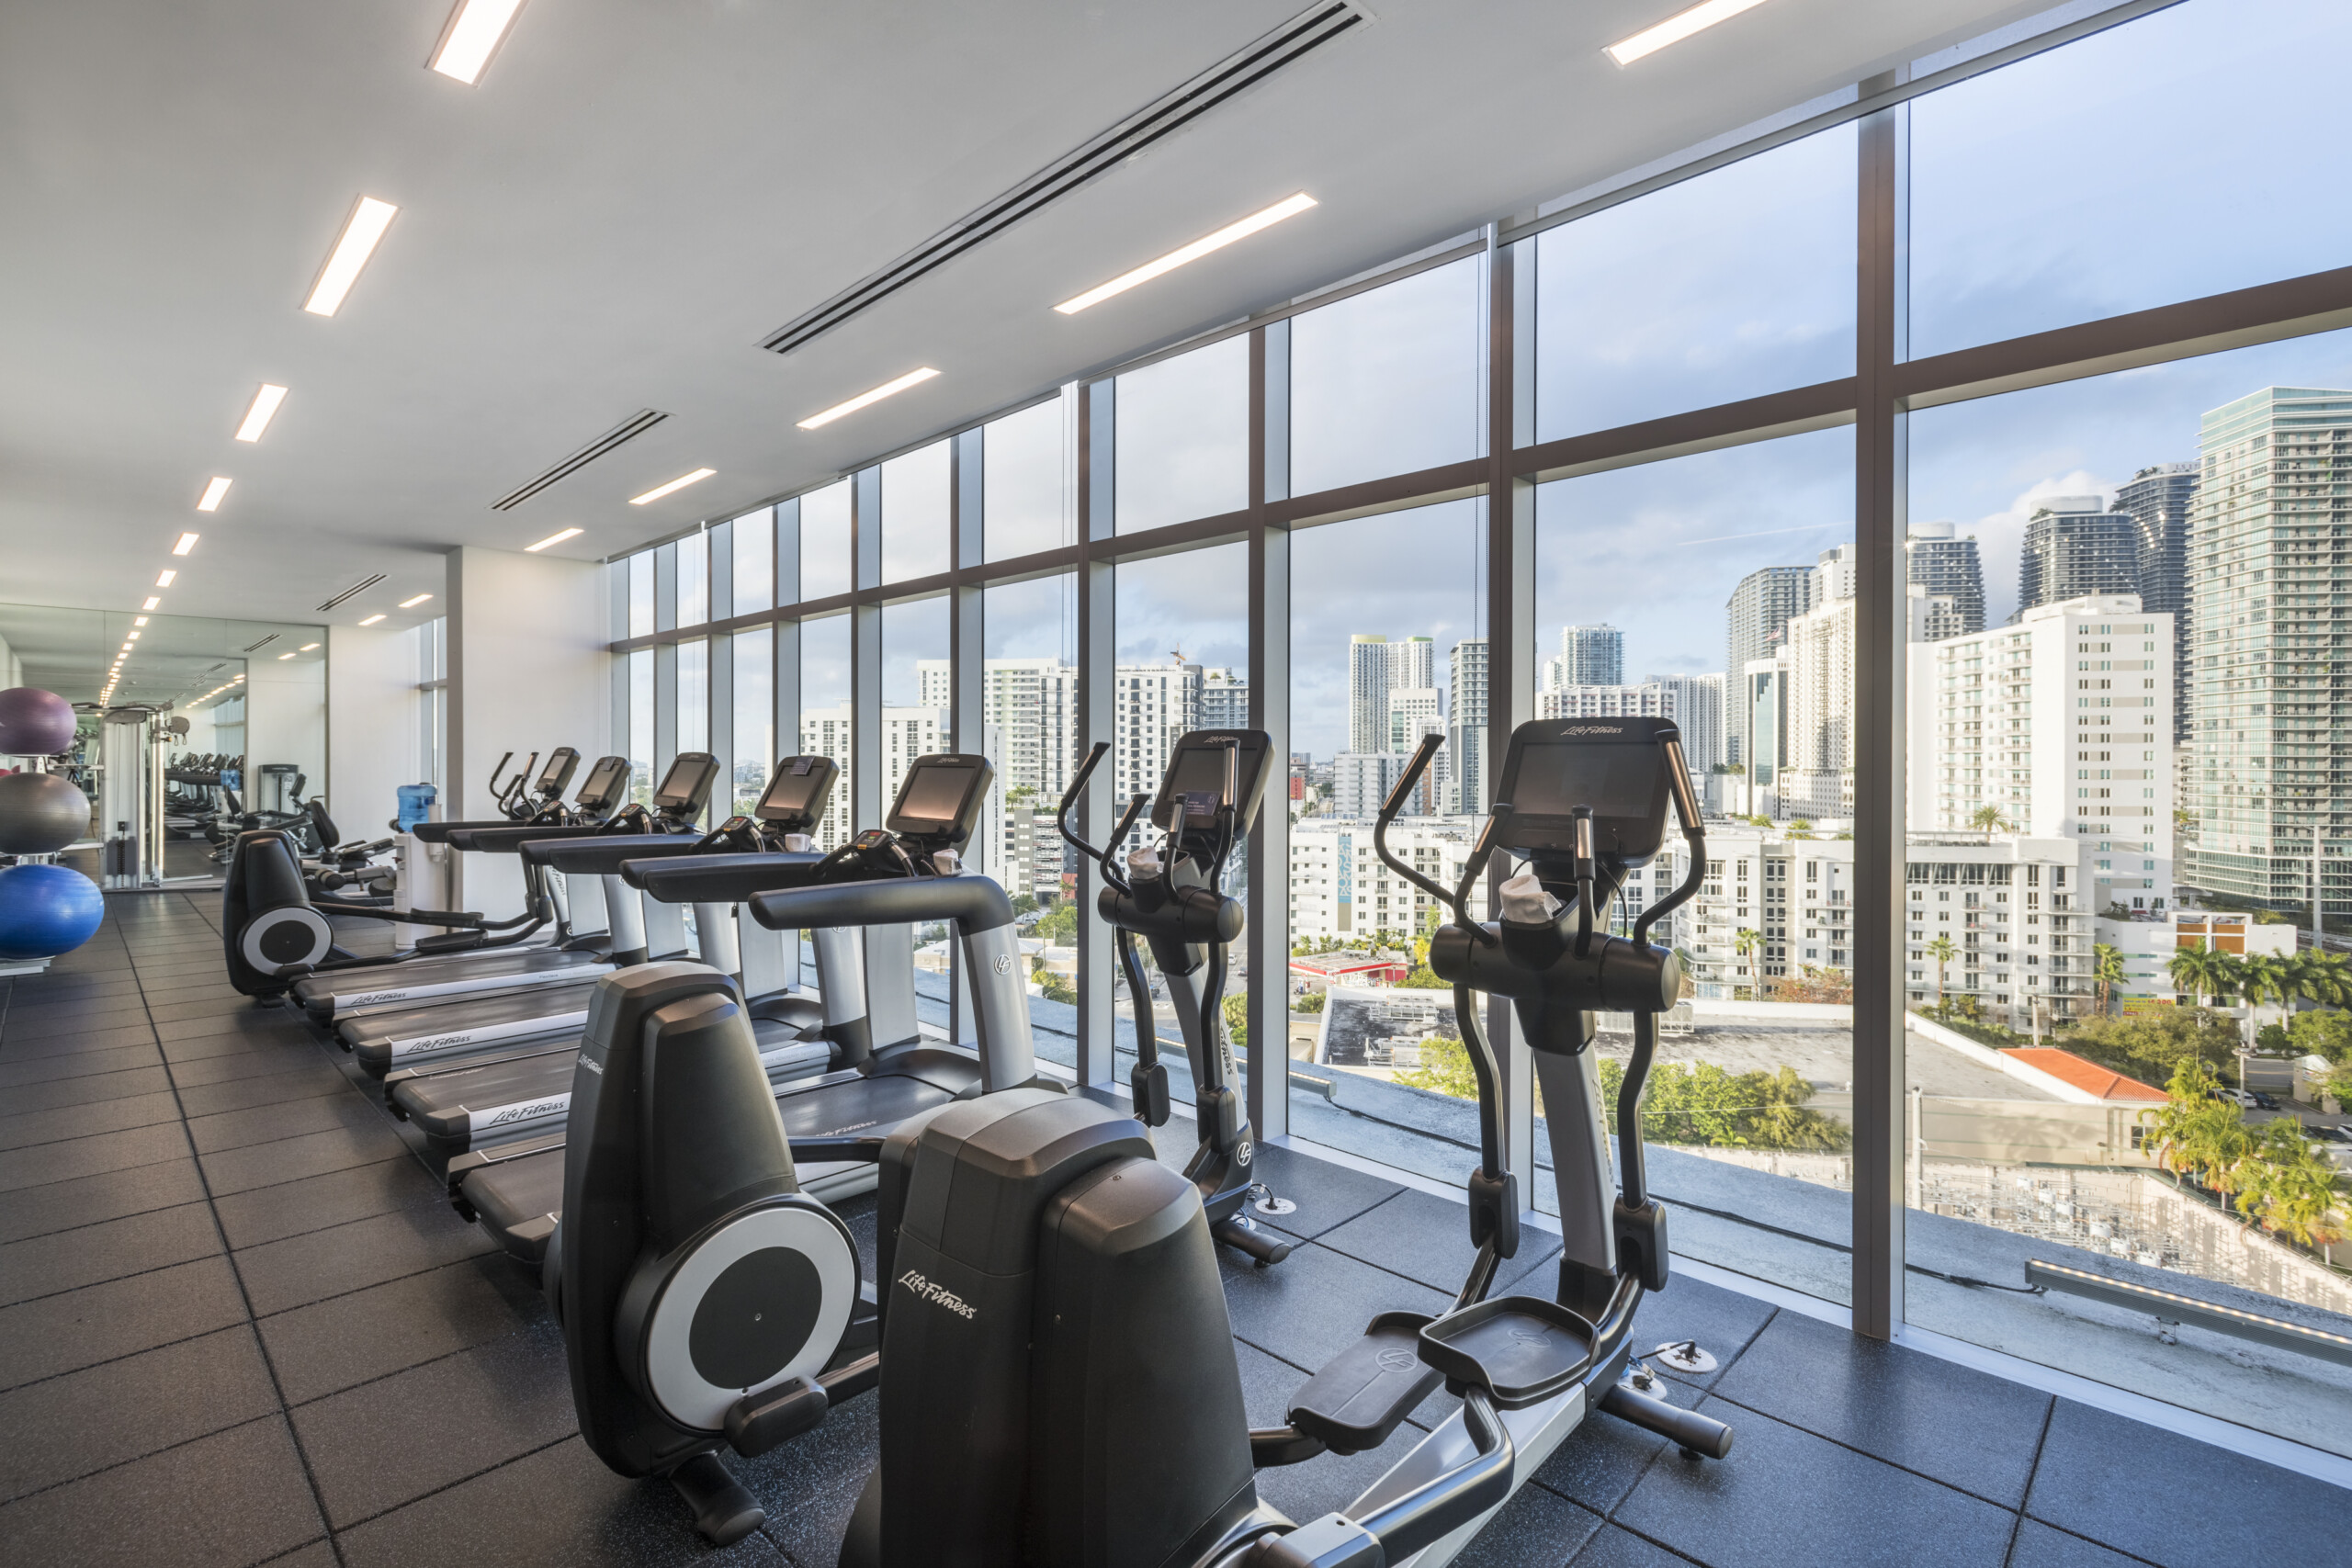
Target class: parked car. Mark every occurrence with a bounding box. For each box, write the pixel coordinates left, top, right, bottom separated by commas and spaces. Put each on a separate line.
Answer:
2216, 1088, 2260, 1109
2249, 1091, 2281, 1111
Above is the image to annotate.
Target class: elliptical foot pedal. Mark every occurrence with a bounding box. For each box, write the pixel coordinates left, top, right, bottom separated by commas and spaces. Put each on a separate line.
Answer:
1418, 1295, 1596, 1410
1213, 1214, 1295, 1268
666, 1451, 763, 1545
1283, 1311, 1440, 1455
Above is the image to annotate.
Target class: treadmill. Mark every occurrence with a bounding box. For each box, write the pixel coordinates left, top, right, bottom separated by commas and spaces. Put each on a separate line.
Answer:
448, 751, 1040, 1265
285, 753, 633, 1024
383, 757, 844, 1156
334, 753, 716, 1075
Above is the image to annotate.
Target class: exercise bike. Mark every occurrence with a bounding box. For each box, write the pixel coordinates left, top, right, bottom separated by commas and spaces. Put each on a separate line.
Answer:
1056, 729, 1293, 1267
834, 713, 1730, 1568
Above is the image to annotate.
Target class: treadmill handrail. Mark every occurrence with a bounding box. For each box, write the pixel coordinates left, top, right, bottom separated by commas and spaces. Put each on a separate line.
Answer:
529, 835, 708, 876
749, 874, 1015, 935
452, 821, 684, 854
623, 851, 830, 902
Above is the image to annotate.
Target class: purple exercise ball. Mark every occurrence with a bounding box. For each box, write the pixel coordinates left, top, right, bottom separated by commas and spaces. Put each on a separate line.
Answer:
0, 688, 77, 758
0, 863, 105, 960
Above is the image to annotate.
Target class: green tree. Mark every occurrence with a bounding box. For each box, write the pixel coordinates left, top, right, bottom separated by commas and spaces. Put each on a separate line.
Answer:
1734, 927, 1762, 996
2236, 953, 2294, 1046
1035, 900, 1079, 946
2165, 945, 2237, 1008
1598, 1057, 1849, 1152
2290, 1008, 2352, 1063
2290, 951, 2352, 1010
2235, 1115, 2346, 1247
1032, 959, 1077, 1005
1221, 992, 1250, 1051
1784, 818, 1816, 840
1925, 934, 1958, 1010
2137, 1058, 2247, 1194
1293, 990, 1327, 1014
1968, 804, 2013, 833
2091, 942, 2128, 1016
1010, 892, 1039, 917
2066, 1008, 2239, 1085
1394, 1033, 1481, 1099
2328, 1059, 2352, 1110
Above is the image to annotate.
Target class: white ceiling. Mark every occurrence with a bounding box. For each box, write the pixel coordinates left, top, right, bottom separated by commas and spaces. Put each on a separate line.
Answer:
0, 0, 2041, 637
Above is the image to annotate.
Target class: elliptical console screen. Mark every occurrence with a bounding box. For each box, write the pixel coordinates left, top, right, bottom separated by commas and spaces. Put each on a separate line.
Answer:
575, 755, 629, 807
652, 751, 718, 810
888, 755, 991, 842
1150, 730, 1272, 834
1498, 719, 1673, 863
754, 755, 838, 825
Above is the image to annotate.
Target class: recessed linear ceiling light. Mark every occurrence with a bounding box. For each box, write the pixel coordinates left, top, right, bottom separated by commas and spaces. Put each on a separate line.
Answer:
796, 369, 939, 432
195, 478, 229, 513
359, 614, 386, 626
134, 616, 149, 626
300, 642, 320, 651
398, 592, 434, 608
278, 651, 297, 660
1054, 194, 1316, 315
156, 570, 176, 587
234, 384, 288, 442
430, 0, 526, 85
142, 596, 160, 610
1604, 0, 1770, 65
628, 468, 717, 504
128, 631, 141, 640
525, 526, 582, 552
304, 197, 399, 317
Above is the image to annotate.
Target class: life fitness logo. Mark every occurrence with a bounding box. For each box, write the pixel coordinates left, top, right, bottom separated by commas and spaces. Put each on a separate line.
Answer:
897, 1269, 978, 1319
1557, 726, 1625, 738
993, 954, 1012, 975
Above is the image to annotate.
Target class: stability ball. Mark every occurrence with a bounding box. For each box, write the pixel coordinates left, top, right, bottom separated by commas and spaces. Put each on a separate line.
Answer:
0, 772, 94, 854
0, 863, 104, 960
0, 688, 77, 758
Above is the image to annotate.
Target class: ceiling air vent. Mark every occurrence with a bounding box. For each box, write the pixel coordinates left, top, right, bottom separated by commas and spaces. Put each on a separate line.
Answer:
759, 1, 1365, 357
243, 633, 280, 653
317, 573, 387, 614
492, 409, 672, 511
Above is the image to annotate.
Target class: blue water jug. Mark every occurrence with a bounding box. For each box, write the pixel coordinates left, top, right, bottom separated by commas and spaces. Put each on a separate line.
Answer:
395, 782, 437, 832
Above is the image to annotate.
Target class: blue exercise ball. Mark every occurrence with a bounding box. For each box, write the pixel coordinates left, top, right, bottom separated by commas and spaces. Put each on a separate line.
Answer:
0, 863, 105, 960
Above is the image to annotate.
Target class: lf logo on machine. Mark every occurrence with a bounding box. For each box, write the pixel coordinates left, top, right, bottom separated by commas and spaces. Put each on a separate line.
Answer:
896, 1269, 978, 1319
994, 954, 1012, 975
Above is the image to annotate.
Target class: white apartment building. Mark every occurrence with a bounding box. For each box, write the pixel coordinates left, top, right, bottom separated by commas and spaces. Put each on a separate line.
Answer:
1114, 662, 1201, 840
1906, 593, 2174, 915
1330, 752, 1408, 819
798, 703, 946, 853
1682, 824, 2088, 1025
1536, 682, 1675, 722
915, 658, 1079, 802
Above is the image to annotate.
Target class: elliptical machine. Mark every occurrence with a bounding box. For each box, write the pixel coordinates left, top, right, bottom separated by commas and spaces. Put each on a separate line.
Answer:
1056, 729, 1292, 1266
835, 714, 1730, 1568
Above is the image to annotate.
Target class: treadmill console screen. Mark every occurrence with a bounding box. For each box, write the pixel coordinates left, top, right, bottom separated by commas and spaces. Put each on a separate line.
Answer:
1495, 717, 1675, 864
575, 755, 630, 807
534, 746, 582, 794
653, 751, 719, 811
886, 755, 992, 844
1149, 729, 1272, 834
754, 755, 838, 826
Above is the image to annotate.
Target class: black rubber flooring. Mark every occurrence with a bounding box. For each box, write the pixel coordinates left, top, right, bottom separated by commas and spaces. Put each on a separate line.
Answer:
1, 894, 2345, 1566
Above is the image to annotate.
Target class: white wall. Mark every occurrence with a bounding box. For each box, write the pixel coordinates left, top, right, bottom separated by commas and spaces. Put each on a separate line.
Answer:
244, 650, 326, 816
327, 624, 421, 840
447, 547, 610, 914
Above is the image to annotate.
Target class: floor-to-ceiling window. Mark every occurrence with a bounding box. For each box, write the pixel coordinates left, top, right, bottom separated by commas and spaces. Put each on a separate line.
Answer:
597, 0, 2352, 1465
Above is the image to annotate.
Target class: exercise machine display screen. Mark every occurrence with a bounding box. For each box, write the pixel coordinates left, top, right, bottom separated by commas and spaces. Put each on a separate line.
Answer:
754, 755, 837, 824
887, 756, 990, 841
1149, 730, 1272, 833
575, 755, 630, 807
1498, 722, 1673, 863
652, 751, 718, 811
534, 746, 581, 793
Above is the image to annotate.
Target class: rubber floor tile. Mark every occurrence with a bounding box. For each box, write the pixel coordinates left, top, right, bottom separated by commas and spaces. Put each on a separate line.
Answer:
0, 1415, 323, 1568
0, 1254, 248, 1391
0, 1325, 278, 1503
0, 1156, 208, 1245
0, 1198, 222, 1306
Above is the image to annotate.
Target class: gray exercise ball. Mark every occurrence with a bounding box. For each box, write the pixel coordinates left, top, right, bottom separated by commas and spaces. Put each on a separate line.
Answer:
0, 772, 93, 854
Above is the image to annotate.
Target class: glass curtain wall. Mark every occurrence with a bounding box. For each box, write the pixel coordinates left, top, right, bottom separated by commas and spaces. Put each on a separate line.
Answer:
977, 574, 1080, 1064
599, 0, 2352, 1461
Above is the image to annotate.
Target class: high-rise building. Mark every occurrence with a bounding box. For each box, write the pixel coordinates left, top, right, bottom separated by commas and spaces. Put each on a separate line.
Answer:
1544, 624, 1623, 690
1776, 592, 1857, 820
798, 703, 946, 854
2018, 499, 2140, 615
1447, 637, 1487, 815
1724, 565, 1814, 768
1387, 635, 1434, 693
2113, 462, 2199, 742
1330, 751, 1409, 818
1347, 635, 1390, 754
1113, 662, 1202, 838
2182, 387, 2352, 914
1905, 594, 2174, 913
1905, 522, 1986, 637
1537, 683, 1675, 721
1647, 672, 1724, 774
1385, 685, 1441, 750
1200, 666, 1250, 731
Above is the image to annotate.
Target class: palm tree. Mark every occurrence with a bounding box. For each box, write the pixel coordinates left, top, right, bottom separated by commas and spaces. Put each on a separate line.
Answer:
1784, 818, 1816, 841
2236, 952, 2293, 1046
1925, 934, 1958, 1012
2091, 942, 2127, 1016
1734, 927, 1762, 996
1968, 804, 2013, 833
2165, 945, 2234, 1008
2289, 950, 2352, 1010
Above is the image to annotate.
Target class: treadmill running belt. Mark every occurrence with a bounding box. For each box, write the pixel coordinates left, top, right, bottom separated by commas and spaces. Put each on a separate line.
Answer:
342, 980, 601, 1072
294, 944, 599, 1020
